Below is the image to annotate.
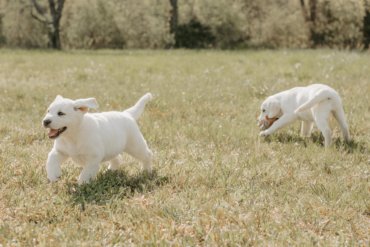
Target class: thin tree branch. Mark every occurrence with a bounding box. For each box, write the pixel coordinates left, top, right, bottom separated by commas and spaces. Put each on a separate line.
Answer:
309, 0, 317, 23
48, 0, 56, 21
30, 0, 46, 16
55, 0, 65, 20
299, 0, 310, 23
31, 9, 52, 24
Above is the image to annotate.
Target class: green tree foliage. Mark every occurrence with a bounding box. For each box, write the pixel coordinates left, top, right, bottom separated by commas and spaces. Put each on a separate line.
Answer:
313, 0, 365, 48
62, 0, 123, 49
187, 0, 250, 48
245, 0, 308, 48
0, 0, 368, 49
112, 0, 171, 49
2, 1, 48, 48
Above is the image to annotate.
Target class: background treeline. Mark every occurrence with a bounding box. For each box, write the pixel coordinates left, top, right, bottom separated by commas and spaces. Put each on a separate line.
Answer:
0, 0, 369, 50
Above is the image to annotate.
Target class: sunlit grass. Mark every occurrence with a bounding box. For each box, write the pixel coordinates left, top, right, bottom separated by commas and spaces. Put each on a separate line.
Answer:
0, 49, 369, 245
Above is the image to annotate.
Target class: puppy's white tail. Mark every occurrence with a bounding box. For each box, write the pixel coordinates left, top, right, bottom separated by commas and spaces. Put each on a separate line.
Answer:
294, 89, 333, 113
124, 93, 153, 120
333, 106, 351, 141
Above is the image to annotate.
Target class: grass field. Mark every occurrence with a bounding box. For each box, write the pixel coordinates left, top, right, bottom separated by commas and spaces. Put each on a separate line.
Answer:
0, 49, 369, 246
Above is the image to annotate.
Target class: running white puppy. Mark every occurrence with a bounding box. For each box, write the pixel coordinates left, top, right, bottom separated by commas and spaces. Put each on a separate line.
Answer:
258, 84, 350, 147
42, 93, 153, 184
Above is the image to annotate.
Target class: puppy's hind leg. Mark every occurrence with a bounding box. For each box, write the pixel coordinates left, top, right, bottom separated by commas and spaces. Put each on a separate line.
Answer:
314, 110, 332, 147
108, 155, 122, 171
128, 146, 153, 173
125, 134, 153, 173
300, 121, 314, 137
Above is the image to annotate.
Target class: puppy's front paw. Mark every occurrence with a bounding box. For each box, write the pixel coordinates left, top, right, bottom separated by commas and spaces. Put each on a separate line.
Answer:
46, 161, 62, 183
77, 177, 90, 185
259, 130, 270, 137
47, 175, 60, 183
77, 174, 93, 185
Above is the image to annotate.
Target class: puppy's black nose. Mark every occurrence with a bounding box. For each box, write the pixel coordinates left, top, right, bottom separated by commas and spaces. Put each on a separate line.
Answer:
43, 119, 51, 127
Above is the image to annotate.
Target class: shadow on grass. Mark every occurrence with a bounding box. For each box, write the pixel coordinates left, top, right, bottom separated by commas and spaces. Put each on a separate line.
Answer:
67, 169, 169, 208
264, 132, 322, 148
265, 132, 368, 153
333, 138, 368, 154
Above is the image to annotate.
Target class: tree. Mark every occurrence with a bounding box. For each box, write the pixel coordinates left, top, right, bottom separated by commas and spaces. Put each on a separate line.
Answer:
30, 0, 65, 49
168, 0, 178, 47
0, 4, 4, 45
299, 0, 318, 47
364, 1, 370, 48
169, 0, 178, 34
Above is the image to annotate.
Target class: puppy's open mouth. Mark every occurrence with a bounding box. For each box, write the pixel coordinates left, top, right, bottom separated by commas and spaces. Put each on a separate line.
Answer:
48, 127, 67, 139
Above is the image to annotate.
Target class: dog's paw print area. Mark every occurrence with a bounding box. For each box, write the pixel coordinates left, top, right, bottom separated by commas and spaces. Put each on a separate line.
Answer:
67, 170, 169, 207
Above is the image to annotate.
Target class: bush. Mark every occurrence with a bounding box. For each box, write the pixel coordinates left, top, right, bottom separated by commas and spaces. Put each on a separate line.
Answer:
2, 1, 48, 48
313, 0, 365, 48
193, 0, 249, 48
113, 0, 171, 49
175, 19, 215, 48
246, 0, 309, 49
177, 0, 308, 49
62, 0, 123, 49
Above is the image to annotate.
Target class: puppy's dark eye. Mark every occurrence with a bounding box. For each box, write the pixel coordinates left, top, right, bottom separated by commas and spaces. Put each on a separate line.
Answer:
58, 111, 65, 116
262, 109, 266, 113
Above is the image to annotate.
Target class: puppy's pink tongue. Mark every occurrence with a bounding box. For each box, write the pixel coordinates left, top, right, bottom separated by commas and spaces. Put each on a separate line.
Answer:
48, 129, 58, 138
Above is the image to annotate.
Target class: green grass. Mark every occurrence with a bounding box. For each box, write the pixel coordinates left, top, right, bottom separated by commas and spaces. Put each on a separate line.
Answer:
0, 49, 369, 246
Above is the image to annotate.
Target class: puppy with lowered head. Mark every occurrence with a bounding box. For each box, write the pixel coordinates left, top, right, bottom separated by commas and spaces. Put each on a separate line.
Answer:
258, 84, 350, 147
42, 93, 153, 184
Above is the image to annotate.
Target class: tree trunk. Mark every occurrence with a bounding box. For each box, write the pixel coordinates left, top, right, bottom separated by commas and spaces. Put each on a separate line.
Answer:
47, 0, 64, 49
364, 9, 370, 48
169, 0, 178, 34
48, 28, 61, 49
30, 0, 64, 49
299, 0, 318, 47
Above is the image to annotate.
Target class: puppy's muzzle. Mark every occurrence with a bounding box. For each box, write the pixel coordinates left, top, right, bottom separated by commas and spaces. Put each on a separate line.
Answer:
258, 116, 279, 130
43, 119, 51, 127
43, 119, 67, 139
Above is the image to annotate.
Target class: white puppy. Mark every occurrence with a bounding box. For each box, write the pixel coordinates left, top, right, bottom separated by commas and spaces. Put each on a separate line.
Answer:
42, 93, 153, 184
258, 84, 350, 147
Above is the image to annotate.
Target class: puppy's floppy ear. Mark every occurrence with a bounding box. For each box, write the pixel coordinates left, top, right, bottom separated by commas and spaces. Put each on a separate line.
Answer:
267, 99, 281, 118
73, 98, 99, 112
54, 95, 64, 102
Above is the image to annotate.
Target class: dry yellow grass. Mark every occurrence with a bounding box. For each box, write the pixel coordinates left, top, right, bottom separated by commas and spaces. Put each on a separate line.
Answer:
0, 49, 369, 246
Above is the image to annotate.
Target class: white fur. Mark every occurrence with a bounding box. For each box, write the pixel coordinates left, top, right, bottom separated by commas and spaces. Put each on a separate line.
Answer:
258, 84, 350, 147
42, 93, 153, 184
